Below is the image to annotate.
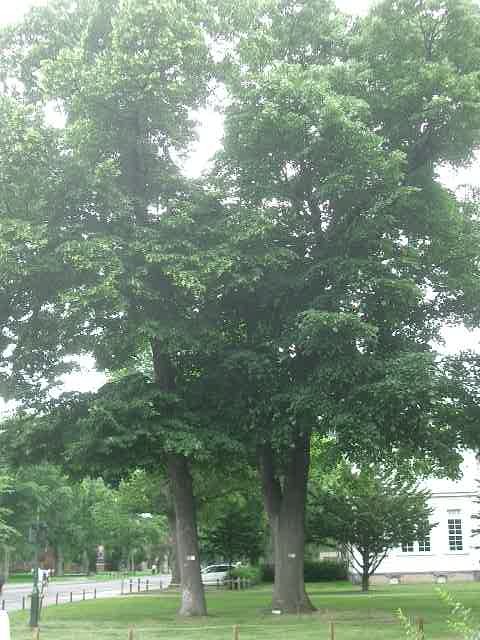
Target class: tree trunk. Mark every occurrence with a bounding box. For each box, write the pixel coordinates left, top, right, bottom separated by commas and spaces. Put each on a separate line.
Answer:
259, 433, 315, 614
81, 550, 89, 575
361, 571, 369, 592
167, 509, 181, 584
361, 551, 370, 592
55, 546, 64, 577
151, 339, 206, 616
167, 452, 207, 616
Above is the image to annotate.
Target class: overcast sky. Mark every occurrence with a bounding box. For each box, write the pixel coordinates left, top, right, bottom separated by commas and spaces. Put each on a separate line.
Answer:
0, 0, 479, 411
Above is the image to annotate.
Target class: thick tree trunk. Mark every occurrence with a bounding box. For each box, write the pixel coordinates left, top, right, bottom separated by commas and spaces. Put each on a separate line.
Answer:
259, 433, 315, 614
167, 453, 207, 616
167, 509, 181, 584
151, 339, 206, 616
55, 546, 64, 577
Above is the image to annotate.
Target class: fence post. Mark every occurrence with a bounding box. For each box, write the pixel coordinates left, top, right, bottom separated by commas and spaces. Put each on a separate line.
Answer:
1, 600, 4, 610
236, 577, 241, 591
129, 579, 133, 594
70, 592, 73, 603
56, 593, 59, 606
23, 596, 26, 610
121, 581, 124, 595
137, 578, 141, 593
83, 590, 86, 601
94, 588, 97, 600
417, 617, 425, 639
146, 580, 149, 593
233, 624, 240, 640
330, 621, 335, 640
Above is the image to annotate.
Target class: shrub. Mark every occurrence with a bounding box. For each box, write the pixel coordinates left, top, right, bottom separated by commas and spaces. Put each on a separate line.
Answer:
230, 565, 261, 584
260, 564, 274, 583
304, 559, 348, 581
398, 590, 480, 640
260, 559, 347, 583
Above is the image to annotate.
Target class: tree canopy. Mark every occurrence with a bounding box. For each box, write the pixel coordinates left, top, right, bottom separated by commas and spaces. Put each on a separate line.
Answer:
1, 0, 480, 616
309, 463, 434, 592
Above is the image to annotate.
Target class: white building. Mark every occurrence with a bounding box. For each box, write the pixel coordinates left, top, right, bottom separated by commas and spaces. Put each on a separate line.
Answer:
370, 452, 480, 584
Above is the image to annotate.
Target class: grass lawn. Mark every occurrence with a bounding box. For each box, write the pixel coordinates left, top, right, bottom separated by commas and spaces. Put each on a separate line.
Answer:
9, 581, 480, 639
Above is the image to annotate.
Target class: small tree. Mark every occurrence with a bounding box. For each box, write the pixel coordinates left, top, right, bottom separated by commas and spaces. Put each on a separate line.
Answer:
309, 465, 433, 592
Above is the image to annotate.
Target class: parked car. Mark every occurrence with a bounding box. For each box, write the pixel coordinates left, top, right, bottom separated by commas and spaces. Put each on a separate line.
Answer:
201, 564, 231, 585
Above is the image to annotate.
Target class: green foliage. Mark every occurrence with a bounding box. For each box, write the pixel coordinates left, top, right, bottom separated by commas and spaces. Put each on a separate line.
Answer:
229, 564, 261, 584
1, 0, 480, 612
303, 560, 348, 582
259, 563, 275, 583
309, 464, 433, 590
0, 473, 18, 545
438, 589, 480, 640
200, 498, 265, 566
399, 589, 480, 640
260, 559, 347, 583
396, 609, 425, 640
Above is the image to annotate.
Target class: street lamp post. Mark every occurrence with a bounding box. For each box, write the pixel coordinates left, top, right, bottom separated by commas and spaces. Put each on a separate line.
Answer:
29, 545, 40, 628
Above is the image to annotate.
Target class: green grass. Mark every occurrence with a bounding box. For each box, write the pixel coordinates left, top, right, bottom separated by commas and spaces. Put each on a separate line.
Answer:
9, 581, 480, 639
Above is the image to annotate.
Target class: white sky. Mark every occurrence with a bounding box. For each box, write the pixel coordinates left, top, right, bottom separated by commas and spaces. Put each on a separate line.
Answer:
0, 0, 479, 412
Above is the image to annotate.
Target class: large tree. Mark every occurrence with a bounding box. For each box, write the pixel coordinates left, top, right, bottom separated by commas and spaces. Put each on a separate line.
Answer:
2, 0, 480, 617
204, 0, 480, 613
0, 0, 221, 616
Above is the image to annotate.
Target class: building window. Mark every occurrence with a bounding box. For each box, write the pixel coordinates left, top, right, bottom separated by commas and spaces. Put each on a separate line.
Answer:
447, 510, 463, 551
418, 534, 431, 553
402, 542, 414, 553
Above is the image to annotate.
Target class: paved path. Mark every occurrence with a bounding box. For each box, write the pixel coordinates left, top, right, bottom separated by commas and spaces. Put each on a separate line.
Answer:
0, 575, 171, 613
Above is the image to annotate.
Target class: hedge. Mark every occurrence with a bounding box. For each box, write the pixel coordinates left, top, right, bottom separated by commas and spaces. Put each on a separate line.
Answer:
260, 559, 347, 583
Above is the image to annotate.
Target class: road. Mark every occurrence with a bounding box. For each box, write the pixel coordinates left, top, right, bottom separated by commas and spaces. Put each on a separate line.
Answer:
0, 575, 172, 613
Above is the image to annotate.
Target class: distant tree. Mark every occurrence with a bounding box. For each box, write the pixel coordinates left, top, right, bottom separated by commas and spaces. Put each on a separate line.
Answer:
92, 479, 167, 571
69, 478, 118, 574
8, 465, 79, 577
201, 498, 265, 567
0, 473, 18, 579
309, 465, 434, 592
